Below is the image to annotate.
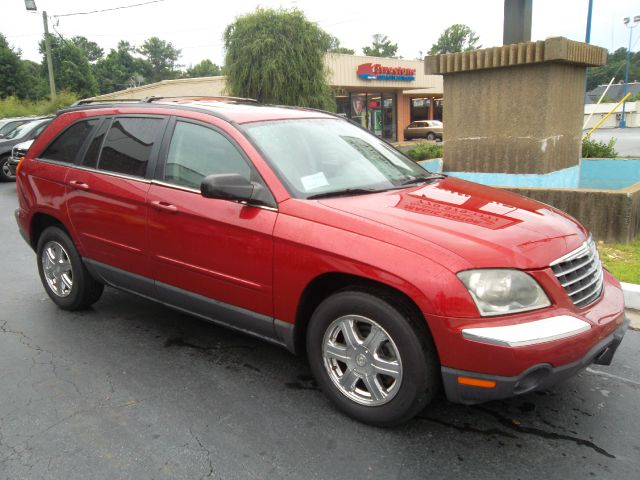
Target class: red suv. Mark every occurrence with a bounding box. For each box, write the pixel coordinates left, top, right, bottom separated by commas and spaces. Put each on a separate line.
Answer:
14, 97, 627, 426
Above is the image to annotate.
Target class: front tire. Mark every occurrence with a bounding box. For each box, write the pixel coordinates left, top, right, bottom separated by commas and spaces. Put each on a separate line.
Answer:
306, 289, 440, 426
426, 132, 436, 141
0, 156, 15, 182
37, 226, 104, 310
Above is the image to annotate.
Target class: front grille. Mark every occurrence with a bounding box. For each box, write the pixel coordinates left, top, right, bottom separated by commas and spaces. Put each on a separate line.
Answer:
550, 238, 604, 308
12, 147, 26, 160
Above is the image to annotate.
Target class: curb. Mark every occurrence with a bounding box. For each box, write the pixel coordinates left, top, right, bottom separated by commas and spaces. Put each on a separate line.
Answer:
621, 282, 640, 310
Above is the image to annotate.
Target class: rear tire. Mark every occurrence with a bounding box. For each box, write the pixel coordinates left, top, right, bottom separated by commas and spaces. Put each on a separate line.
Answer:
37, 226, 104, 310
306, 288, 440, 426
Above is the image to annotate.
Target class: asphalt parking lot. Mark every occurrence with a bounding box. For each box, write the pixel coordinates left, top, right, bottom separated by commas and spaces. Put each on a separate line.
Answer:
1, 181, 639, 480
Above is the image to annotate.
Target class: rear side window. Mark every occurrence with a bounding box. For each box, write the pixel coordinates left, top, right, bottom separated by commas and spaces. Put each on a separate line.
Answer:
163, 121, 251, 189
98, 117, 163, 177
40, 119, 98, 163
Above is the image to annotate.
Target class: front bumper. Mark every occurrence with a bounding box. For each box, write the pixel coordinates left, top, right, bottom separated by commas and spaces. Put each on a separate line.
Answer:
442, 317, 628, 404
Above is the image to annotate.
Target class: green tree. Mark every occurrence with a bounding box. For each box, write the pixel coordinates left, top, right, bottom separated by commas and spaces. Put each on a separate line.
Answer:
329, 37, 355, 55
183, 59, 222, 78
362, 34, 398, 58
18, 60, 45, 100
39, 34, 98, 98
71, 36, 104, 63
94, 41, 150, 94
137, 37, 181, 83
0, 33, 22, 98
586, 48, 640, 91
429, 24, 480, 55
224, 8, 335, 110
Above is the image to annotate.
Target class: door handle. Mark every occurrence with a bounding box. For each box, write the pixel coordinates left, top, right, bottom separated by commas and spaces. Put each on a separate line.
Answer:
150, 200, 178, 213
68, 180, 90, 190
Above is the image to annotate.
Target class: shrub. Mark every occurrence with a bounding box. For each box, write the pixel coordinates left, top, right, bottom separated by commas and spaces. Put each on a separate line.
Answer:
405, 142, 443, 161
582, 137, 617, 158
0, 91, 78, 118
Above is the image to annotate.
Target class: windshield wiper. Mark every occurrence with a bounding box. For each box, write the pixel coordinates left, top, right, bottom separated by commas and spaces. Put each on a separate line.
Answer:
307, 188, 380, 199
399, 173, 447, 186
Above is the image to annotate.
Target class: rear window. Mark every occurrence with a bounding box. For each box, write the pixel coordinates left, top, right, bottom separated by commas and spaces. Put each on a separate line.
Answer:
97, 117, 163, 177
40, 119, 99, 163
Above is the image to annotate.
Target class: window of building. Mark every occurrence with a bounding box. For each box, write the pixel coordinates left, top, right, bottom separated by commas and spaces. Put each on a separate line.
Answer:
40, 119, 100, 163
97, 117, 162, 177
163, 121, 251, 190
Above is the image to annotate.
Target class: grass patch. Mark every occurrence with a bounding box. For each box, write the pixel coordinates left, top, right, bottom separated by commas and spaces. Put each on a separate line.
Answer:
0, 92, 78, 118
598, 239, 640, 284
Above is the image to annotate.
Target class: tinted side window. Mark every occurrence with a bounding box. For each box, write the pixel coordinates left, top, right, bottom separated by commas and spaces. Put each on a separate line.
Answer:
164, 121, 251, 189
40, 120, 97, 163
98, 117, 162, 177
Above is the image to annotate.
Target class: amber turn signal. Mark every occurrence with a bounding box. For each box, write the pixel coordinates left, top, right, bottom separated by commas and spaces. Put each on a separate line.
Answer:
457, 376, 497, 388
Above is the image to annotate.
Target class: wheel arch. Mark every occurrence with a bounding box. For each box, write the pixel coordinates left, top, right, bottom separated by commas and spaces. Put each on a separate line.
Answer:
30, 212, 71, 251
291, 272, 434, 356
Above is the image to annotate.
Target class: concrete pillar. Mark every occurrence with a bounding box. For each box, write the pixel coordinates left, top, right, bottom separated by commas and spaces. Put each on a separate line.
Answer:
503, 0, 532, 44
396, 92, 410, 142
424, 37, 607, 174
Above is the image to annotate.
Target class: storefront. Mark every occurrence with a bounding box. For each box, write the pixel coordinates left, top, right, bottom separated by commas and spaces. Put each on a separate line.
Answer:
90, 53, 443, 142
325, 54, 443, 142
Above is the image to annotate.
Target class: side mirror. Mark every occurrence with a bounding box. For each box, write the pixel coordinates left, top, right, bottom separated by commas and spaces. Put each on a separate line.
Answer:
200, 173, 254, 202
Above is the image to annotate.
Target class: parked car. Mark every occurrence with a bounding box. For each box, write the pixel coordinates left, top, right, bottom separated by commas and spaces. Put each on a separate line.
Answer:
0, 117, 32, 139
6, 139, 33, 177
404, 120, 443, 141
0, 117, 51, 181
14, 98, 627, 426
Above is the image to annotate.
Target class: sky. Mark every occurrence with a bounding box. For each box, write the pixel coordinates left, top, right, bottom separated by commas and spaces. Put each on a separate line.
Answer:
2, 0, 638, 69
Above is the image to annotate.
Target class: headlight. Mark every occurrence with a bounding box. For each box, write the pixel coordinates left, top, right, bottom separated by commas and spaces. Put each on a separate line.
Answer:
457, 269, 550, 316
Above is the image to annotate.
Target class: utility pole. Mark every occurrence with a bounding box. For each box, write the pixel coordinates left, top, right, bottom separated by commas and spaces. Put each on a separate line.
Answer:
42, 11, 56, 100
585, 0, 593, 43
620, 16, 639, 128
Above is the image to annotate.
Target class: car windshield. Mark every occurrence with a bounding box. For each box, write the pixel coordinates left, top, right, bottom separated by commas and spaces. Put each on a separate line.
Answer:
430, 120, 443, 127
4, 120, 42, 140
0, 120, 29, 138
243, 118, 431, 198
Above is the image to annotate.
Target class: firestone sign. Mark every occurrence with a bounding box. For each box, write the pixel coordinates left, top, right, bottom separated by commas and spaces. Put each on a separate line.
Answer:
357, 63, 416, 81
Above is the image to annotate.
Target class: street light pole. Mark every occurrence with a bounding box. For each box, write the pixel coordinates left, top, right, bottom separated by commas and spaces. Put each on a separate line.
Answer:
42, 11, 56, 100
24, 1, 56, 100
620, 15, 639, 128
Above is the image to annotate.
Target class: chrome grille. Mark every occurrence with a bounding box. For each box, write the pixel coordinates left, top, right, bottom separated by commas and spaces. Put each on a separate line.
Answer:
550, 238, 603, 308
12, 146, 27, 160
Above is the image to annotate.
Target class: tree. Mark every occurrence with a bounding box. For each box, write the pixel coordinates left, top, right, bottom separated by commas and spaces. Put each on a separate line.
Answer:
94, 41, 150, 94
184, 59, 222, 78
0, 34, 22, 98
18, 60, 45, 100
362, 34, 398, 58
224, 8, 335, 110
137, 37, 181, 83
329, 37, 355, 55
39, 34, 98, 98
71, 36, 104, 63
586, 47, 640, 91
429, 24, 480, 55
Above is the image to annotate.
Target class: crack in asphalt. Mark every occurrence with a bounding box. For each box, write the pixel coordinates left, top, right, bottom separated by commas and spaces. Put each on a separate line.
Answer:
415, 415, 517, 439
475, 406, 616, 459
190, 428, 214, 479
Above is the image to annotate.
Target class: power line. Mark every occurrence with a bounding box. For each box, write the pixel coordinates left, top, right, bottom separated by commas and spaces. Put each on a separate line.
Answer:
53, 0, 165, 18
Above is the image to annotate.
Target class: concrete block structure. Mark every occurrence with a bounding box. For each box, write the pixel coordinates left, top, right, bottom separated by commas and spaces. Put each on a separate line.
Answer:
424, 37, 607, 174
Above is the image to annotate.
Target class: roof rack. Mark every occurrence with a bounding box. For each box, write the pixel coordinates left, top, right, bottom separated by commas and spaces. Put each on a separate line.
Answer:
72, 98, 144, 106
71, 95, 259, 107
141, 95, 258, 104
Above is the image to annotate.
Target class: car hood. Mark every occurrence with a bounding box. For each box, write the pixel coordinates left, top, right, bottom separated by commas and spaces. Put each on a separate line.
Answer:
317, 177, 588, 270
